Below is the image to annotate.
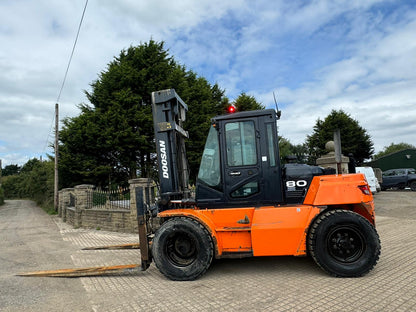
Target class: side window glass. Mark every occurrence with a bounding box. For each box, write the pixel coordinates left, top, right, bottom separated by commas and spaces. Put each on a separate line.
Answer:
266, 123, 276, 167
198, 126, 220, 187
231, 181, 259, 198
225, 121, 257, 166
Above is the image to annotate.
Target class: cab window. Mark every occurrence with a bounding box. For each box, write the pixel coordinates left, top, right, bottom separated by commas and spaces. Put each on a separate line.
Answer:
225, 121, 257, 166
231, 181, 259, 198
266, 123, 276, 167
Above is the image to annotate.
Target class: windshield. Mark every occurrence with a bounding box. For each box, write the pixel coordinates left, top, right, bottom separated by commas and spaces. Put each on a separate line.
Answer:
197, 126, 220, 186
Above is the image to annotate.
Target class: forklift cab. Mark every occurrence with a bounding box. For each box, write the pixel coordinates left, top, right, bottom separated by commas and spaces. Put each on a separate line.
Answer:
196, 109, 284, 208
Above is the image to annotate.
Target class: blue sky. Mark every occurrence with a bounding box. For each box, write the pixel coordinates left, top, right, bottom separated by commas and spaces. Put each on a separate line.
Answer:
0, 0, 415, 166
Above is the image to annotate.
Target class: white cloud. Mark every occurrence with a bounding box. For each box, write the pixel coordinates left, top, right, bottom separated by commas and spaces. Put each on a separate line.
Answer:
0, 0, 415, 167
239, 2, 415, 157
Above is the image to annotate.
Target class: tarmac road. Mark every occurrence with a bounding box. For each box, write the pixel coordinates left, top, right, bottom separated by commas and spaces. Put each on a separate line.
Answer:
1, 192, 415, 311
0, 200, 92, 312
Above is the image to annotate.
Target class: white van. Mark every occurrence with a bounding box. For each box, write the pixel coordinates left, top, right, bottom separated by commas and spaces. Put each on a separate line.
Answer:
355, 167, 378, 194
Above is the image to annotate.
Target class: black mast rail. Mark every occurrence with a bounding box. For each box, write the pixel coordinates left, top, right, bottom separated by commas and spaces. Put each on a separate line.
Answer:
151, 89, 191, 210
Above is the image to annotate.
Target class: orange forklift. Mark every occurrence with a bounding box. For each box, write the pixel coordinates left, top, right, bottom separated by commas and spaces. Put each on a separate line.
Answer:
142, 89, 380, 281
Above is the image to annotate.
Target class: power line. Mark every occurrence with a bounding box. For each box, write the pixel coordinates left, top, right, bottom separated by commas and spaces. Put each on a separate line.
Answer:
56, 0, 89, 103
42, 0, 89, 156
54, 0, 88, 211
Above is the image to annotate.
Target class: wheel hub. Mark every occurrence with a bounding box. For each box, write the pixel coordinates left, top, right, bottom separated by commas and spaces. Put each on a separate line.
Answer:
166, 232, 197, 267
174, 237, 195, 258
327, 226, 365, 263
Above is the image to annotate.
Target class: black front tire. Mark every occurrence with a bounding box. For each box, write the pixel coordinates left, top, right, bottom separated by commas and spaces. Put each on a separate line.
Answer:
308, 210, 380, 277
152, 217, 213, 281
410, 181, 416, 191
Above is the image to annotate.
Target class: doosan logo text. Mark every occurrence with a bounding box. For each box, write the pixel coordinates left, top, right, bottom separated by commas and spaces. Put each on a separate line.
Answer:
159, 140, 169, 179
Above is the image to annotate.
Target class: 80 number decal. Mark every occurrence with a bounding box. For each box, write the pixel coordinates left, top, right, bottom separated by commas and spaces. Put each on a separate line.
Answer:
286, 180, 308, 188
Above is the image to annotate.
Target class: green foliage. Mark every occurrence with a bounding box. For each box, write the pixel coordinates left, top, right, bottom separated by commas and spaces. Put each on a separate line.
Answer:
279, 137, 292, 162
59, 40, 228, 186
0, 186, 4, 205
373, 142, 416, 160
1, 175, 21, 199
279, 137, 309, 164
1, 159, 54, 212
215, 92, 265, 114
234, 92, 265, 111
306, 110, 374, 164
92, 191, 107, 206
2, 164, 20, 176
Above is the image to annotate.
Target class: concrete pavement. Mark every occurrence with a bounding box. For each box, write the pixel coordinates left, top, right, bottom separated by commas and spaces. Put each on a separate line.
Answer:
0, 200, 92, 312
56, 191, 416, 312
1, 192, 416, 311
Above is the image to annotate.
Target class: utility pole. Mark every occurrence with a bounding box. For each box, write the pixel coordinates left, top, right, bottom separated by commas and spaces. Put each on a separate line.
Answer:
54, 103, 59, 212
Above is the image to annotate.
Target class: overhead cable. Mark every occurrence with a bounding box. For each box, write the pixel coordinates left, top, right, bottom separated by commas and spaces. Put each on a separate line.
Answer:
42, 0, 88, 155
56, 0, 89, 103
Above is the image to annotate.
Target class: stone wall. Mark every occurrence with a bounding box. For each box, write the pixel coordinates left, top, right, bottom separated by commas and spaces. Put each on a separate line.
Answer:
59, 178, 155, 233
66, 207, 76, 226
81, 209, 133, 232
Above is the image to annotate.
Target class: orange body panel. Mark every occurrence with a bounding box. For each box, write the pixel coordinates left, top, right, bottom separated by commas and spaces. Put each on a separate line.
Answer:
251, 206, 321, 256
159, 205, 321, 258
159, 173, 376, 258
304, 173, 373, 206
304, 173, 376, 224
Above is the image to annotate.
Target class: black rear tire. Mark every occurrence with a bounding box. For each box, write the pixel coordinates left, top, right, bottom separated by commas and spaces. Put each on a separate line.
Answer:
152, 217, 213, 281
308, 210, 380, 277
410, 181, 416, 191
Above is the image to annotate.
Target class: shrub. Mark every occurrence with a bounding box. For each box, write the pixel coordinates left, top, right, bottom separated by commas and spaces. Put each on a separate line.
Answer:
0, 186, 5, 205
1, 159, 55, 213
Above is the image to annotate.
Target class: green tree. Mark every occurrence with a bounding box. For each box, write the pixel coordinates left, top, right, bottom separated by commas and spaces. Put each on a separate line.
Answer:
2, 175, 21, 199
306, 110, 374, 164
279, 137, 292, 162
2, 164, 20, 176
234, 92, 265, 111
1, 158, 54, 212
0, 186, 4, 205
59, 40, 227, 187
279, 137, 309, 164
215, 92, 264, 114
373, 142, 416, 159
59, 105, 117, 187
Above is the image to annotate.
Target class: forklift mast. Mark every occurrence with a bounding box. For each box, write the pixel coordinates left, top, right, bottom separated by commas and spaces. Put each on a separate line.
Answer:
152, 89, 190, 210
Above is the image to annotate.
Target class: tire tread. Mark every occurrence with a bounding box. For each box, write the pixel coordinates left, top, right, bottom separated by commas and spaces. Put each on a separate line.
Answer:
307, 209, 380, 277
153, 217, 214, 281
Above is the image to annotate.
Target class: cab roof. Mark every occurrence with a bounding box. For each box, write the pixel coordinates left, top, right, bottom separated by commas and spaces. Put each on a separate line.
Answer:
212, 109, 278, 122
